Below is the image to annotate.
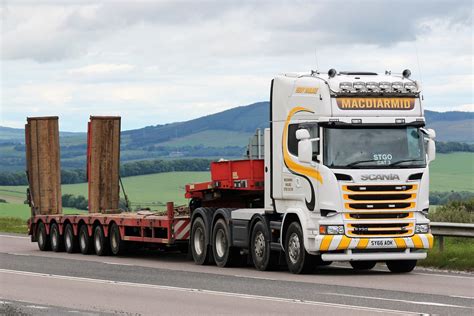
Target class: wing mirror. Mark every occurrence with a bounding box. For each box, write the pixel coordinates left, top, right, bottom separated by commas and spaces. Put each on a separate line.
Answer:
421, 128, 436, 163
296, 129, 319, 163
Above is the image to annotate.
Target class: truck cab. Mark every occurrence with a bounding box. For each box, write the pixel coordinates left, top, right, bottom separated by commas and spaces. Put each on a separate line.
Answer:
267, 70, 435, 272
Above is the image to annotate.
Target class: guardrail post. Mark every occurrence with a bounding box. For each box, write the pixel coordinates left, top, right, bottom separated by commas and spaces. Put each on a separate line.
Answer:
438, 236, 444, 251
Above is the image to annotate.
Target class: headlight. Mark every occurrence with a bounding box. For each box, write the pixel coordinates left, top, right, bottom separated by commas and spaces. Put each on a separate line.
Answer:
320, 225, 344, 235
379, 82, 391, 92
404, 82, 417, 92
366, 82, 379, 92
353, 82, 366, 92
415, 224, 429, 233
339, 82, 352, 92
392, 82, 404, 92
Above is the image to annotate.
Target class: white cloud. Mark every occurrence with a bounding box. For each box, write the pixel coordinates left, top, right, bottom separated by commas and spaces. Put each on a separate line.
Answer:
69, 63, 135, 76
0, 0, 472, 131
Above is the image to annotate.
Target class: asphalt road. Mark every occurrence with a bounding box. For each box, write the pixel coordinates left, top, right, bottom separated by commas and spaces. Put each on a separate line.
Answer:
0, 234, 473, 315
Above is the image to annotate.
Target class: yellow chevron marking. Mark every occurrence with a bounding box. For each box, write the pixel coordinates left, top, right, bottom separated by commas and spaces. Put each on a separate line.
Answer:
282, 107, 323, 184
427, 234, 434, 248
412, 234, 424, 248
337, 236, 351, 250
394, 238, 406, 248
357, 238, 369, 249
320, 235, 333, 251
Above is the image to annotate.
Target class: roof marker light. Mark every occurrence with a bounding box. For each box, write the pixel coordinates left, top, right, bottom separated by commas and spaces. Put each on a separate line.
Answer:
328, 69, 337, 78
402, 69, 411, 78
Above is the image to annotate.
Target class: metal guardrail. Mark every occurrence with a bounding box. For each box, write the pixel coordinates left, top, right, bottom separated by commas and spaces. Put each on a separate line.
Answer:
430, 222, 474, 250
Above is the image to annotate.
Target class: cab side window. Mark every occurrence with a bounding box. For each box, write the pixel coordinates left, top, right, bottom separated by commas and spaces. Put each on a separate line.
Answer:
287, 123, 319, 158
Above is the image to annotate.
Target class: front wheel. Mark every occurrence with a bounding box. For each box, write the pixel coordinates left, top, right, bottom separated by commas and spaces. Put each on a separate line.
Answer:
350, 261, 376, 270
285, 222, 316, 274
386, 260, 417, 273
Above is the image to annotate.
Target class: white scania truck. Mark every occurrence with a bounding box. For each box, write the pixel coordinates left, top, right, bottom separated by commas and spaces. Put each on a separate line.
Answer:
186, 69, 436, 274
28, 69, 436, 275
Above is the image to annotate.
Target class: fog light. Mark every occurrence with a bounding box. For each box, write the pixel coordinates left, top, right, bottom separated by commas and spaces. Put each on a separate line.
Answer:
320, 225, 344, 235
415, 224, 429, 233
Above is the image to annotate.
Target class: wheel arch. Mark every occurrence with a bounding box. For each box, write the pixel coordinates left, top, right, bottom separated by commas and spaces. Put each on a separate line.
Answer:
281, 211, 304, 251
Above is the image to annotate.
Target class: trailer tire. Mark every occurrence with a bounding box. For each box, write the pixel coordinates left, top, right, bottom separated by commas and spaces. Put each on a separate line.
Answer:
37, 222, 50, 251
250, 221, 277, 271
212, 218, 239, 267
284, 222, 316, 274
64, 224, 78, 253
350, 261, 376, 270
94, 225, 110, 256
110, 223, 126, 255
386, 260, 417, 273
79, 225, 93, 254
50, 223, 64, 252
191, 217, 210, 265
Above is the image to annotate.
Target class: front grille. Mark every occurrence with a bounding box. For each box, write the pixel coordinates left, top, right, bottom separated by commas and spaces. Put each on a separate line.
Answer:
347, 212, 411, 219
343, 184, 417, 237
347, 202, 413, 210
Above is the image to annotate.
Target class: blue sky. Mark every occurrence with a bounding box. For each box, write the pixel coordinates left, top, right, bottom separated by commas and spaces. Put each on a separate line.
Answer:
1, 0, 472, 131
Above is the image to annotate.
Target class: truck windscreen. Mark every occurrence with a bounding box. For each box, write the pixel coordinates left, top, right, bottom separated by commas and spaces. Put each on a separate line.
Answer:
323, 126, 426, 169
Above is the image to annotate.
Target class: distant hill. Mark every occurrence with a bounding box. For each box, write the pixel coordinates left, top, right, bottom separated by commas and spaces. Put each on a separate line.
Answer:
0, 102, 472, 171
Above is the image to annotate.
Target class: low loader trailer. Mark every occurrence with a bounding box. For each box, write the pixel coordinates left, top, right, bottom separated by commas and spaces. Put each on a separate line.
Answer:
27, 69, 436, 274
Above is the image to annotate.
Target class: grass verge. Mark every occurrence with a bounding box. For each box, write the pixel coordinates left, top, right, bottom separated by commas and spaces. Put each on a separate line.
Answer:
0, 217, 28, 234
419, 237, 474, 271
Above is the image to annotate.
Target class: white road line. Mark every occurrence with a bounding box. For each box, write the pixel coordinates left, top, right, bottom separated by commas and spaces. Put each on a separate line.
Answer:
322, 292, 472, 309
6, 253, 30, 256
411, 272, 474, 279
102, 261, 135, 266
25, 305, 49, 309
0, 234, 29, 239
450, 295, 474, 300
0, 268, 417, 315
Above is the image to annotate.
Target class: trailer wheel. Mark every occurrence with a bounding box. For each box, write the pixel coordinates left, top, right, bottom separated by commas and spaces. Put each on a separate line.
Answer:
386, 260, 417, 273
350, 261, 376, 270
212, 218, 239, 267
37, 222, 50, 251
110, 223, 126, 255
284, 222, 316, 274
64, 224, 78, 253
50, 223, 64, 252
79, 225, 93, 254
94, 225, 110, 256
250, 221, 277, 271
191, 217, 210, 265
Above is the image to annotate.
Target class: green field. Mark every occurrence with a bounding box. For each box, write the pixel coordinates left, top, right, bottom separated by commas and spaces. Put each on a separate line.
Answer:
0, 153, 472, 221
0, 171, 210, 220
429, 152, 474, 192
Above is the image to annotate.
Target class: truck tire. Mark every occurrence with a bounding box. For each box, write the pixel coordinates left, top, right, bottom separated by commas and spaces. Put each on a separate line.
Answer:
250, 221, 277, 271
386, 260, 417, 273
50, 223, 64, 252
191, 217, 211, 265
37, 222, 50, 251
64, 224, 78, 253
284, 222, 316, 274
350, 261, 376, 270
94, 225, 110, 256
212, 218, 239, 267
110, 223, 127, 255
79, 225, 93, 254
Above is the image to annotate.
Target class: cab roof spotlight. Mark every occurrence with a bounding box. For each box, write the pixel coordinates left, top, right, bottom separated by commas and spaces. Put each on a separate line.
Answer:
402, 69, 411, 79
328, 68, 337, 78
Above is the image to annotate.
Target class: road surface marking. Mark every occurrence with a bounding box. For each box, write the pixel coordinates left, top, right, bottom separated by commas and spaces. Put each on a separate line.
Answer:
102, 261, 135, 266
0, 268, 417, 315
0, 234, 29, 239
322, 292, 472, 309
450, 295, 474, 300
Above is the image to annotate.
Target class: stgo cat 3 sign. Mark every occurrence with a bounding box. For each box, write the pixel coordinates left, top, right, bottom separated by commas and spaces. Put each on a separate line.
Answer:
336, 98, 415, 110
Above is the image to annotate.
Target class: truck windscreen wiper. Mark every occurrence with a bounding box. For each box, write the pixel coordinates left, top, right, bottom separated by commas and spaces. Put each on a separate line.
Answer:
390, 159, 424, 166
345, 159, 379, 167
